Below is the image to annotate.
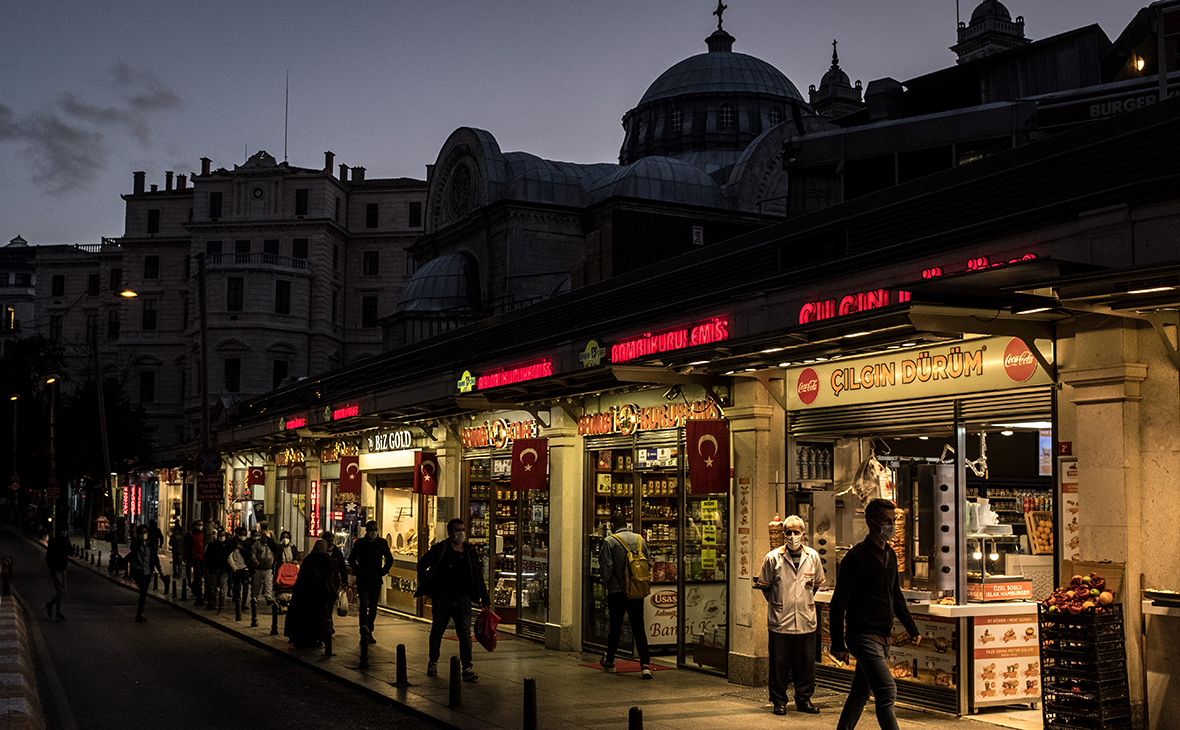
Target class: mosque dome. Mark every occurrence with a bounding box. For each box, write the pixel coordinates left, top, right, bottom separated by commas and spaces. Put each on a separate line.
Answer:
619, 21, 809, 166
970, 0, 1012, 24
396, 252, 481, 313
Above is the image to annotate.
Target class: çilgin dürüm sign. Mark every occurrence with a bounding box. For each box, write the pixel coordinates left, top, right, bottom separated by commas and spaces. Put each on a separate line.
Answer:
785, 336, 1051, 409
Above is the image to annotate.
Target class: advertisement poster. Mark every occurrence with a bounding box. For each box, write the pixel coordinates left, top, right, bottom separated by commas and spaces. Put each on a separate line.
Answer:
1060, 459, 1080, 560
644, 586, 679, 647
684, 583, 727, 643
973, 614, 1041, 706
820, 606, 959, 689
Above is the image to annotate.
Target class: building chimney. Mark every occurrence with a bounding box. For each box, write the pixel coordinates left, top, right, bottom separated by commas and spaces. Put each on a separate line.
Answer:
133, 171, 146, 194
177, 174, 187, 190
352, 166, 366, 184
150, 184, 158, 192
339, 164, 349, 182
200, 157, 212, 176
165, 171, 174, 191
324, 151, 335, 173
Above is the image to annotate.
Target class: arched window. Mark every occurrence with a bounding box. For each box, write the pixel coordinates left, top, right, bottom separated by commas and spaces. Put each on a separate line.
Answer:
670, 107, 683, 134
720, 103, 735, 130
769, 107, 783, 126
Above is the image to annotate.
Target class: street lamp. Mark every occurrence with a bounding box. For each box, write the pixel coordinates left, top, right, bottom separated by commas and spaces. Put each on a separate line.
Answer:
8, 394, 16, 525
46, 375, 59, 534
93, 287, 136, 548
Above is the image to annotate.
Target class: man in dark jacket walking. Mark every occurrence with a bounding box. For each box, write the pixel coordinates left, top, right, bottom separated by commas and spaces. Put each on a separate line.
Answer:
348, 521, 392, 644
45, 529, 70, 620
183, 520, 206, 601
830, 498, 921, 730
247, 523, 279, 605
416, 518, 490, 682
599, 511, 654, 679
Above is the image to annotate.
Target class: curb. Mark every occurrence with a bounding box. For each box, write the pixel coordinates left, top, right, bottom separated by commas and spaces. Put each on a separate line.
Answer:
0, 594, 47, 730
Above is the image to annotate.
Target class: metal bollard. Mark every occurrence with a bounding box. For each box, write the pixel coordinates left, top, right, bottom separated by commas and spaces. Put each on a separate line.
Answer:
97, 551, 101, 567
181, 578, 187, 601
234, 597, 242, 622
171, 576, 177, 597
359, 627, 370, 669
162, 576, 170, 594
91, 552, 96, 565
324, 634, 333, 657
448, 656, 462, 707
628, 707, 643, 730
271, 601, 279, 635
524, 677, 537, 730
250, 599, 258, 627
394, 643, 408, 685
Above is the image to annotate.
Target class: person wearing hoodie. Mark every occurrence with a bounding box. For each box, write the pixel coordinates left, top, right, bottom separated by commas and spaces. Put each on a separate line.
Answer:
183, 520, 206, 602
416, 518, 490, 682
129, 524, 163, 623
247, 523, 279, 605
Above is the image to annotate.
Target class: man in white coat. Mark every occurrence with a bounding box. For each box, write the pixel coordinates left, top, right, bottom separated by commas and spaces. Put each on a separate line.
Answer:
756, 515, 825, 715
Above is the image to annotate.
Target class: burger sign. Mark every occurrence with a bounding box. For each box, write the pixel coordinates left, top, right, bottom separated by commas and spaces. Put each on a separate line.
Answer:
785, 336, 1051, 409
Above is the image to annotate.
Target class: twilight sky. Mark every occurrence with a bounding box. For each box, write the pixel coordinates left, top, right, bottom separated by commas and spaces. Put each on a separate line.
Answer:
0, 0, 1138, 245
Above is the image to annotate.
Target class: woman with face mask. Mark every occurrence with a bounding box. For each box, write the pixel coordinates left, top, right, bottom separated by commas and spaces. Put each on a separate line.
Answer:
756, 515, 826, 715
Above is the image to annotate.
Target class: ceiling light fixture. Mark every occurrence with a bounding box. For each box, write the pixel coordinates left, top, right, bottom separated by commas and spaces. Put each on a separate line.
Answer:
1000, 430, 1014, 436
760, 347, 784, 354
843, 331, 872, 339
1126, 286, 1174, 295
1015, 307, 1050, 315
992, 421, 1051, 429
688, 360, 710, 366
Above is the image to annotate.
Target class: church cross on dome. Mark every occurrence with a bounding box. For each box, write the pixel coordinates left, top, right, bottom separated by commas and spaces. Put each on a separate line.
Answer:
831, 39, 840, 70
713, 0, 728, 30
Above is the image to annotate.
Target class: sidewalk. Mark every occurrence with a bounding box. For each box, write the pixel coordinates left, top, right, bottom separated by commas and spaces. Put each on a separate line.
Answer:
58, 533, 1011, 730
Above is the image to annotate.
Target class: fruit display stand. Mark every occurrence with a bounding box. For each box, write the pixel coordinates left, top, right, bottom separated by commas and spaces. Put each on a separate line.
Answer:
1025, 511, 1054, 555
1038, 602, 1131, 729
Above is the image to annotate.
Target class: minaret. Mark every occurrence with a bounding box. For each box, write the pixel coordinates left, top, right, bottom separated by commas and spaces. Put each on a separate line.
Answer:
951, 0, 1030, 64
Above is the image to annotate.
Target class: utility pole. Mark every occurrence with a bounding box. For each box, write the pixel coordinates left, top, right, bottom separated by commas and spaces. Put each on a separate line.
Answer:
198, 252, 211, 522
93, 344, 111, 550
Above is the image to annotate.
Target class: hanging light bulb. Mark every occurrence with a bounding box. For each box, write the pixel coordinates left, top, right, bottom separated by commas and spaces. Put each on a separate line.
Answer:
973, 551, 983, 560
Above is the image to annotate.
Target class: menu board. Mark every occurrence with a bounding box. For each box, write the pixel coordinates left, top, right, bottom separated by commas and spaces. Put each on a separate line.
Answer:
1060, 459, 1080, 560
818, 606, 958, 689
972, 614, 1040, 706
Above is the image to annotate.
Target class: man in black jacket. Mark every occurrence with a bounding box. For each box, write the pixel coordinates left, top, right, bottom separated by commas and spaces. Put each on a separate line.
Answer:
417, 518, 490, 682
830, 498, 921, 730
347, 521, 393, 644
45, 529, 70, 620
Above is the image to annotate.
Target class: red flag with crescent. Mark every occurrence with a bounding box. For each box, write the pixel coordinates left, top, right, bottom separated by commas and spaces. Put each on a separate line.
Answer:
286, 459, 307, 494
338, 455, 361, 494
414, 451, 439, 495
511, 438, 548, 490
247, 467, 265, 486
686, 419, 730, 494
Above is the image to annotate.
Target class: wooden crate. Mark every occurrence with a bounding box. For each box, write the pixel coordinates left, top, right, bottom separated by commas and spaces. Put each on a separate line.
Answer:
1025, 511, 1054, 554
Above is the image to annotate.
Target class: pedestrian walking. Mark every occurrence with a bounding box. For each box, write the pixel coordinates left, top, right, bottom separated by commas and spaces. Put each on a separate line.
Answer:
283, 540, 341, 649
756, 515, 825, 715
129, 524, 163, 623
148, 519, 165, 553
169, 525, 184, 579
347, 520, 392, 644
183, 520, 206, 601
321, 530, 349, 588
247, 522, 278, 605
598, 511, 654, 679
205, 529, 228, 609
45, 529, 70, 621
416, 518, 490, 681
831, 498, 921, 730
107, 526, 120, 574
227, 526, 250, 612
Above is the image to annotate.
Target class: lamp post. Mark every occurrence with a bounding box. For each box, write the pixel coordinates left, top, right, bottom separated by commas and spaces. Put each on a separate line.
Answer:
45, 375, 59, 534
96, 286, 137, 546
8, 395, 16, 525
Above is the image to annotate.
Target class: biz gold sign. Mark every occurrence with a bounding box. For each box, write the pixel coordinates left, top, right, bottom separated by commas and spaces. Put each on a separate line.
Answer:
785, 336, 1052, 410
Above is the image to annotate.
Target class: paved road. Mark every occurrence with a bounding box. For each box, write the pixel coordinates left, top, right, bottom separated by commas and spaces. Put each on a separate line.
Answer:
1, 528, 442, 730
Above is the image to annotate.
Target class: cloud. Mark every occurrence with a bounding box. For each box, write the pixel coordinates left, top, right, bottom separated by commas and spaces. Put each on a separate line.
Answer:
0, 64, 182, 195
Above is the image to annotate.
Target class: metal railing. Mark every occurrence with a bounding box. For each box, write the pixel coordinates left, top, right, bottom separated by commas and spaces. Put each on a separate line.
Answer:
204, 252, 309, 271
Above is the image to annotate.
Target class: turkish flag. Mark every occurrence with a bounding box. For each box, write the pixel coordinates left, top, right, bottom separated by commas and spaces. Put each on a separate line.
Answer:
414, 451, 439, 495
686, 419, 730, 494
287, 462, 307, 494
247, 467, 265, 486
511, 438, 548, 490
338, 455, 361, 494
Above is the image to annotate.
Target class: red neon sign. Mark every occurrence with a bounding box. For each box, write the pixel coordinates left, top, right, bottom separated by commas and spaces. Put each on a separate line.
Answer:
332, 404, 360, 420
799, 290, 910, 324
611, 316, 729, 363
308, 480, 320, 537
284, 417, 307, 430
476, 359, 553, 390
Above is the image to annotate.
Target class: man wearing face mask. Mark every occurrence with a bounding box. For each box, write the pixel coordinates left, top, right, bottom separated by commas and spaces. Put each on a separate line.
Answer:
756, 515, 825, 715
347, 520, 393, 644
830, 499, 920, 730
416, 518, 490, 682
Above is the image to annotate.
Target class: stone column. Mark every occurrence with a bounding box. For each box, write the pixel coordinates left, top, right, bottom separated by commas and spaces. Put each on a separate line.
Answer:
1060, 320, 1152, 724
726, 378, 778, 686
545, 408, 582, 651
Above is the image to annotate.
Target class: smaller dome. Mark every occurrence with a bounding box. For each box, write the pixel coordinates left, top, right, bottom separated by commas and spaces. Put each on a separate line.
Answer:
970, 0, 1012, 23
819, 40, 850, 90
396, 252, 481, 313
589, 156, 723, 208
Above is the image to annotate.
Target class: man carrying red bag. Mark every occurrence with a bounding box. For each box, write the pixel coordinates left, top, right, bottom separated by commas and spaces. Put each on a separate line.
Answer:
416, 518, 490, 682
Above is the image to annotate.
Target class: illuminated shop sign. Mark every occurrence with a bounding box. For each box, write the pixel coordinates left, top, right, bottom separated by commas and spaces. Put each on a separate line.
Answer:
785, 336, 1052, 409
365, 429, 415, 453
461, 418, 538, 449
578, 340, 606, 368
325, 404, 360, 421
799, 254, 1038, 324
611, 316, 729, 363
307, 480, 320, 537
458, 359, 554, 393
280, 416, 307, 430
577, 399, 723, 437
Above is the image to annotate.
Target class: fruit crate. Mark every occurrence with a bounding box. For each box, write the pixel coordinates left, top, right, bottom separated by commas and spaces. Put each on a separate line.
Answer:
1039, 603, 1130, 729
1040, 636, 1127, 661
1041, 655, 1128, 683
1044, 704, 1132, 730
1038, 602, 1124, 632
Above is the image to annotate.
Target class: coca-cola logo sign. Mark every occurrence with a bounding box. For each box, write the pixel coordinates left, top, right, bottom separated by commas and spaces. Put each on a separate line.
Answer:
650, 590, 678, 608
797, 368, 820, 405
1003, 338, 1037, 382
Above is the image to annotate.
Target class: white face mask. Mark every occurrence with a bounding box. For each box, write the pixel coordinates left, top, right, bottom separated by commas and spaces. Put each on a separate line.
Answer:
281, 538, 290, 546
451, 531, 466, 545
785, 534, 804, 551
878, 522, 896, 541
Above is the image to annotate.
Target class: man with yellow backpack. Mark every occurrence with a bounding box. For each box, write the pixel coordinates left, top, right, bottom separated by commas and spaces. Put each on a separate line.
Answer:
599, 511, 654, 679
